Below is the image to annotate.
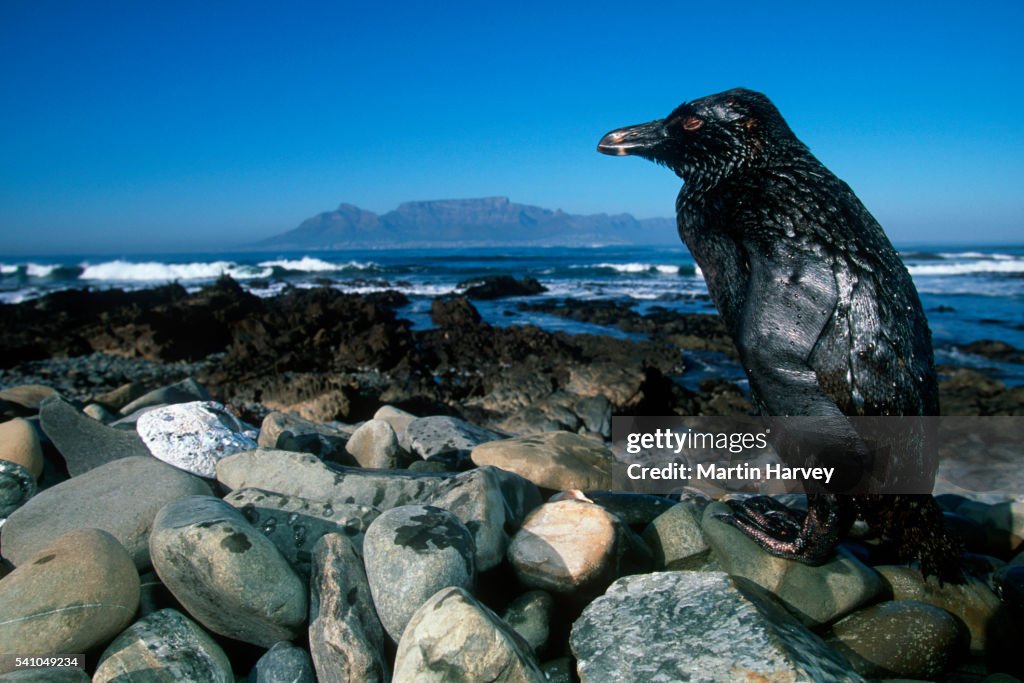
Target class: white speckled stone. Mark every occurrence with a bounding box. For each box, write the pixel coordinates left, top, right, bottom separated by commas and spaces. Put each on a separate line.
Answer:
93, 608, 233, 683
138, 401, 257, 477
571, 571, 864, 683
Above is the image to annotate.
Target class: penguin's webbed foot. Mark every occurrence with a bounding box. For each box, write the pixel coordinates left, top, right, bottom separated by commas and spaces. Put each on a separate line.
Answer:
714, 494, 842, 566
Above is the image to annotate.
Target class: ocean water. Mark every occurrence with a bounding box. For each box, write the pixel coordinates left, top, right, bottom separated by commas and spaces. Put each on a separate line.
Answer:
2, 244, 1022, 386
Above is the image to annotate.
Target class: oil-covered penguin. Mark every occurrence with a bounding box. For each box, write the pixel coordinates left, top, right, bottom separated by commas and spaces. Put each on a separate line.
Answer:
598, 88, 960, 581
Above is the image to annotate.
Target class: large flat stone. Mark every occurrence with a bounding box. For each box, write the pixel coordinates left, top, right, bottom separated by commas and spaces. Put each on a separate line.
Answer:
570, 571, 863, 683
2, 456, 212, 569
39, 396, 150, 475
471, 431, 613, 490
217, 450, 530, 571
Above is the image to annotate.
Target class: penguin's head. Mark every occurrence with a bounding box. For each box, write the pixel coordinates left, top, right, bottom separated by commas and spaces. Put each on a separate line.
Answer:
598, 88, 798, 184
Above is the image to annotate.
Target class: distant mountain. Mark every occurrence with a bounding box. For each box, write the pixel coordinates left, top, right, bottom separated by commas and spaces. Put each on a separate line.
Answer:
256, 197, 677, 249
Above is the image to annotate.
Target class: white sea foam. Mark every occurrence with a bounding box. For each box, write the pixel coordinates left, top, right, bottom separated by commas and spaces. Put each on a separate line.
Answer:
79, 260, 273, 281
25, 263, 60, 278
256, 256, 376, 272
938, 251, 1016, 260
907, 260, 1024, 276
257, 256, 341, 271
0, 264, 18, 275
584, 262, 681, 274
340, 283, 456, 297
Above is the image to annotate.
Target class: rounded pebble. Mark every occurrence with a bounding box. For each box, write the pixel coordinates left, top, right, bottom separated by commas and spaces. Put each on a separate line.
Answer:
0, 418, 43, 479
363, 505, 475, 642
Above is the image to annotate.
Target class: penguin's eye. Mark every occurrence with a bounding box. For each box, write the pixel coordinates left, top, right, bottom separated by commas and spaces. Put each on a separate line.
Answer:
681, 116, 704, 132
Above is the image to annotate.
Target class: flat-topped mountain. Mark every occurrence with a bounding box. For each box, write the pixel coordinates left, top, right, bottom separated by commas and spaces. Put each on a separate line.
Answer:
258, 197, 676, 248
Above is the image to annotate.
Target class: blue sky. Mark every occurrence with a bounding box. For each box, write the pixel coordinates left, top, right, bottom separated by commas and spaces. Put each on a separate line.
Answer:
1, 1, 1021, 254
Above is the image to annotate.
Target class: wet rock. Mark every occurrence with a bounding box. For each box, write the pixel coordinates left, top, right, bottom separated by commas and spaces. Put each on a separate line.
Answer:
223, 487, 378, 573
309, 534, 388, 682
0, 462, 35, 517
877, 565, 1007, 656
471, 431, 613, 490
38, 395, 150, 475
978, 500, 1024, 546
363, 505, 475, 642
0, 385, 58, 411
826, 600, 967, 679
496, 405, 573, 435
429, 466, 517, 571
939, 368, 1024, 416
118, 377, 210, 415
0, 529, 140, 672
137, 571, 180, 618
2, 456, 212, 569
994, 564, 1024, 616
405, 415, 505, 464
374, 405, 417, 446
570, 571, 864, 683
406, 460, 448, 473
502, 590, 553, 652
565, 363, 648, 409
960, 340, 1024, 364
643, 502, 709, 569
702, 501, 886, 626
247, 642, 315, 683
137, 401, 257, 477
430, 296, 481, 327
0, 418, 43, 479
508, 499, 651, 596
345, 418, 405, 469
538, 658, 574, 683
574, 395, 611, 438
457, 275, 547, 300
217, 449, 440, 508
393, 586, 546, 683
258, 411, 350, 461
92, 608, 233, 683
217, 450, 525, 571
90, 381, 149, 413
82, 403, 116, 423
149, 496, 307, 647
586, 491, 677, 526
491, 466, 544, 526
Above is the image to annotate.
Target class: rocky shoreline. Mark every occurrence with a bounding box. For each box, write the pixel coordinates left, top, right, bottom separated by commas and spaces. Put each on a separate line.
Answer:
1, 279, 1023, 681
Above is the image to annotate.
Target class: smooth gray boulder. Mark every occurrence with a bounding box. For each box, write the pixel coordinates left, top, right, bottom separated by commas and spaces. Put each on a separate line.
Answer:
39, 395, 150, 475
148, 496, 307, 647
363, 505, 475, 642
2, 456, 212, 569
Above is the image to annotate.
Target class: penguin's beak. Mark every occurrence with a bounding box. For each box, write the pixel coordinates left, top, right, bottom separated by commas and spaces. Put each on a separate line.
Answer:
597, 119, 667, 156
